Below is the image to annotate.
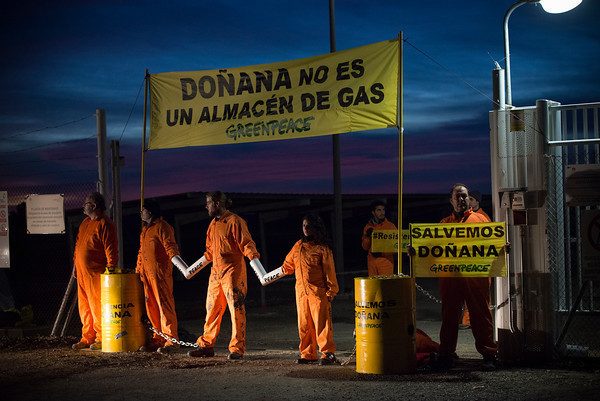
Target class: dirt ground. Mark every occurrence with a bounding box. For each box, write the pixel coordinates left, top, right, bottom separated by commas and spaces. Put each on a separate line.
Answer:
1, 300, 599, 401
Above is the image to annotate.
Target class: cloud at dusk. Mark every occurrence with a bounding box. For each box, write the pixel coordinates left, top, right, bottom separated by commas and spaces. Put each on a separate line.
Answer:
1, 1, 598, 202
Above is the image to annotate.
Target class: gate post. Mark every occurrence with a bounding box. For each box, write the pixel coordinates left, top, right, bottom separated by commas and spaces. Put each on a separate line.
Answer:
491, 99, 561, 364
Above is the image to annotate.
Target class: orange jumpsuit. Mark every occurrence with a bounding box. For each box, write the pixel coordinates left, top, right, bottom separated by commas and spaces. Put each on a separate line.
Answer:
136, 217, 180, 347
361, 218, 397, 276
363, 219, 438, 357
73, 214, 118, 344
416, 328, 440, 364
461, 208, 492, 327
197, 211, 259, 355
439, 210, 497, 359
415, 328, 439, 352
474, 207, 491, 222
461, 306, 471, 327
282, 240, 338, 360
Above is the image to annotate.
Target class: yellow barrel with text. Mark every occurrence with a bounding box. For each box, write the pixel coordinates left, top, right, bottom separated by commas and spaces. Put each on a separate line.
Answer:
355, 276, 416, 374
101, 273, 146, 352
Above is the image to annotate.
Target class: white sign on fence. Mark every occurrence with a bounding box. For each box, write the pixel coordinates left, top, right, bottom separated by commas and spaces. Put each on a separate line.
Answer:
26, 194, 66, 234
0, 191, 9, 268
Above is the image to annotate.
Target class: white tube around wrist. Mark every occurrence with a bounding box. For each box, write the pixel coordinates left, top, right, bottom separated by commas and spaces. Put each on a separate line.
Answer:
249, 258, 267, 284
171, 255, 189, 277
262, 266, 284, 286
172, 255, 209, 279
185, 255, 209, 279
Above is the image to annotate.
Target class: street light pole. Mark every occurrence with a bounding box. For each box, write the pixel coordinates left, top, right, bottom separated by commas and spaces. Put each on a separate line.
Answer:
497, 0, 583, 364
503, 0, 530, 107
503, 0, 583, 107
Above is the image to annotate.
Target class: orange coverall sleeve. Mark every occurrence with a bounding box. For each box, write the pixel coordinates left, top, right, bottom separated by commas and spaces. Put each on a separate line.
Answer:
100, 218, 118, 268
322, 247, 338, 300
231, 217, 260, 260
157, 221, 180, 259
479, 210, 492, 223
361, 224, 372, 252
281, 241, 300, 275
135, 230, 144, 273
204, 222, 214, 263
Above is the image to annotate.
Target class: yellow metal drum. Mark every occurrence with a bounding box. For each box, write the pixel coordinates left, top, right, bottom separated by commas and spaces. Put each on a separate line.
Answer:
101, 273, 146, 352
355, 276, 416, 374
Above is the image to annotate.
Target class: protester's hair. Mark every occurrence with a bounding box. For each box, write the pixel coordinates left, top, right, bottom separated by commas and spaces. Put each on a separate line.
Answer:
301, 213, 332, 247
370, 199, 386, 211
470, 190, 482, 203
143, 198, 161, 218
449, 183, 469, 197
206, 191, 232, 209
88, 192, 106, 211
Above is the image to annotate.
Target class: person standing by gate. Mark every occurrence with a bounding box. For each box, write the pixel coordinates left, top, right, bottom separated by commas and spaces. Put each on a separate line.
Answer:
72, 192, 118, 351
469, 190, 491, 222
433, 183, 498, 370
460, 190, 492, 329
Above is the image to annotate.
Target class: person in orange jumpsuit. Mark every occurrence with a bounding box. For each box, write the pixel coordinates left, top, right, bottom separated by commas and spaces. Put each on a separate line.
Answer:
460, 190, 492, 329
434, 183, 498, 370
280, 213, 339, 365
72, 192, 118, 351
361, 200, 397, 276
136, 198, 181, 353
188, 192, 260, 360
469, 190, 491, 222
363, 200, 440, 363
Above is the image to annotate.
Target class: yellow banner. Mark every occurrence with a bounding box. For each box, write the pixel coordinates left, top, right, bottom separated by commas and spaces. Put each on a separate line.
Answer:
371, 229, 410, 253
148, 39, 398, 149
409, 222, 507, 278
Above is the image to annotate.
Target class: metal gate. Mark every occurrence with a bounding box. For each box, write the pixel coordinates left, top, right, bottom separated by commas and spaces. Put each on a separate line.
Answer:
490, 100, 600, 363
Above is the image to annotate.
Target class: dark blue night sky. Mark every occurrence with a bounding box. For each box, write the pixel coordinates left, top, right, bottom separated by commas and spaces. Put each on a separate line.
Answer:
1, 0, 599, 201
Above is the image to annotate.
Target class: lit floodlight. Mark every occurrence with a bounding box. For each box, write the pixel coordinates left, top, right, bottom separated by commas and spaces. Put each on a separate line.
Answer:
503, 0, 583, 106
539, 0, 582, 14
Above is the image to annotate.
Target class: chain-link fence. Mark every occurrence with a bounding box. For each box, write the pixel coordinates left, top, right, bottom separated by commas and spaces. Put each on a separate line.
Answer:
546, 103, 600, 360
490, 101, 600, 363
0, 112, 110, 333
3, 182, 97, 330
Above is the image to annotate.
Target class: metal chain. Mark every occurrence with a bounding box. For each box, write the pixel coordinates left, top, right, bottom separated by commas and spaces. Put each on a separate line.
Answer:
395, 272, 509, 310
340, 343, 356, 366
414, 281, 443, 304
493, 297, 509, 311
144, 319, 199, 348
146, 317, 358, 365
414, 282, 509, 310
392, 273, 442, 304
142, 279, 510, 355
342, 271, 504, 308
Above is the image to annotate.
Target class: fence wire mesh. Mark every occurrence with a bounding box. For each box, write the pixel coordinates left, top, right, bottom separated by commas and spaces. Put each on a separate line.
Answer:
1, 113, 100, 332
547, 104, 600, 360
3, 181, 96, 331
491, 102, 600, 363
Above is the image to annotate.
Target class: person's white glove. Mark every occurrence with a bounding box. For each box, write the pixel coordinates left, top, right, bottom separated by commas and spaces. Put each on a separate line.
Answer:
172, 255, 209, 280
249, 258, 267, 284
261, 266, 284, 286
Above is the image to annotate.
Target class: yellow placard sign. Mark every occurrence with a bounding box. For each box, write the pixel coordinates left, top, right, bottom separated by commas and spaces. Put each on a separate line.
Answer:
409, 222, 507, 278
148, 39, 398, 150
371, 229, 410, 253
